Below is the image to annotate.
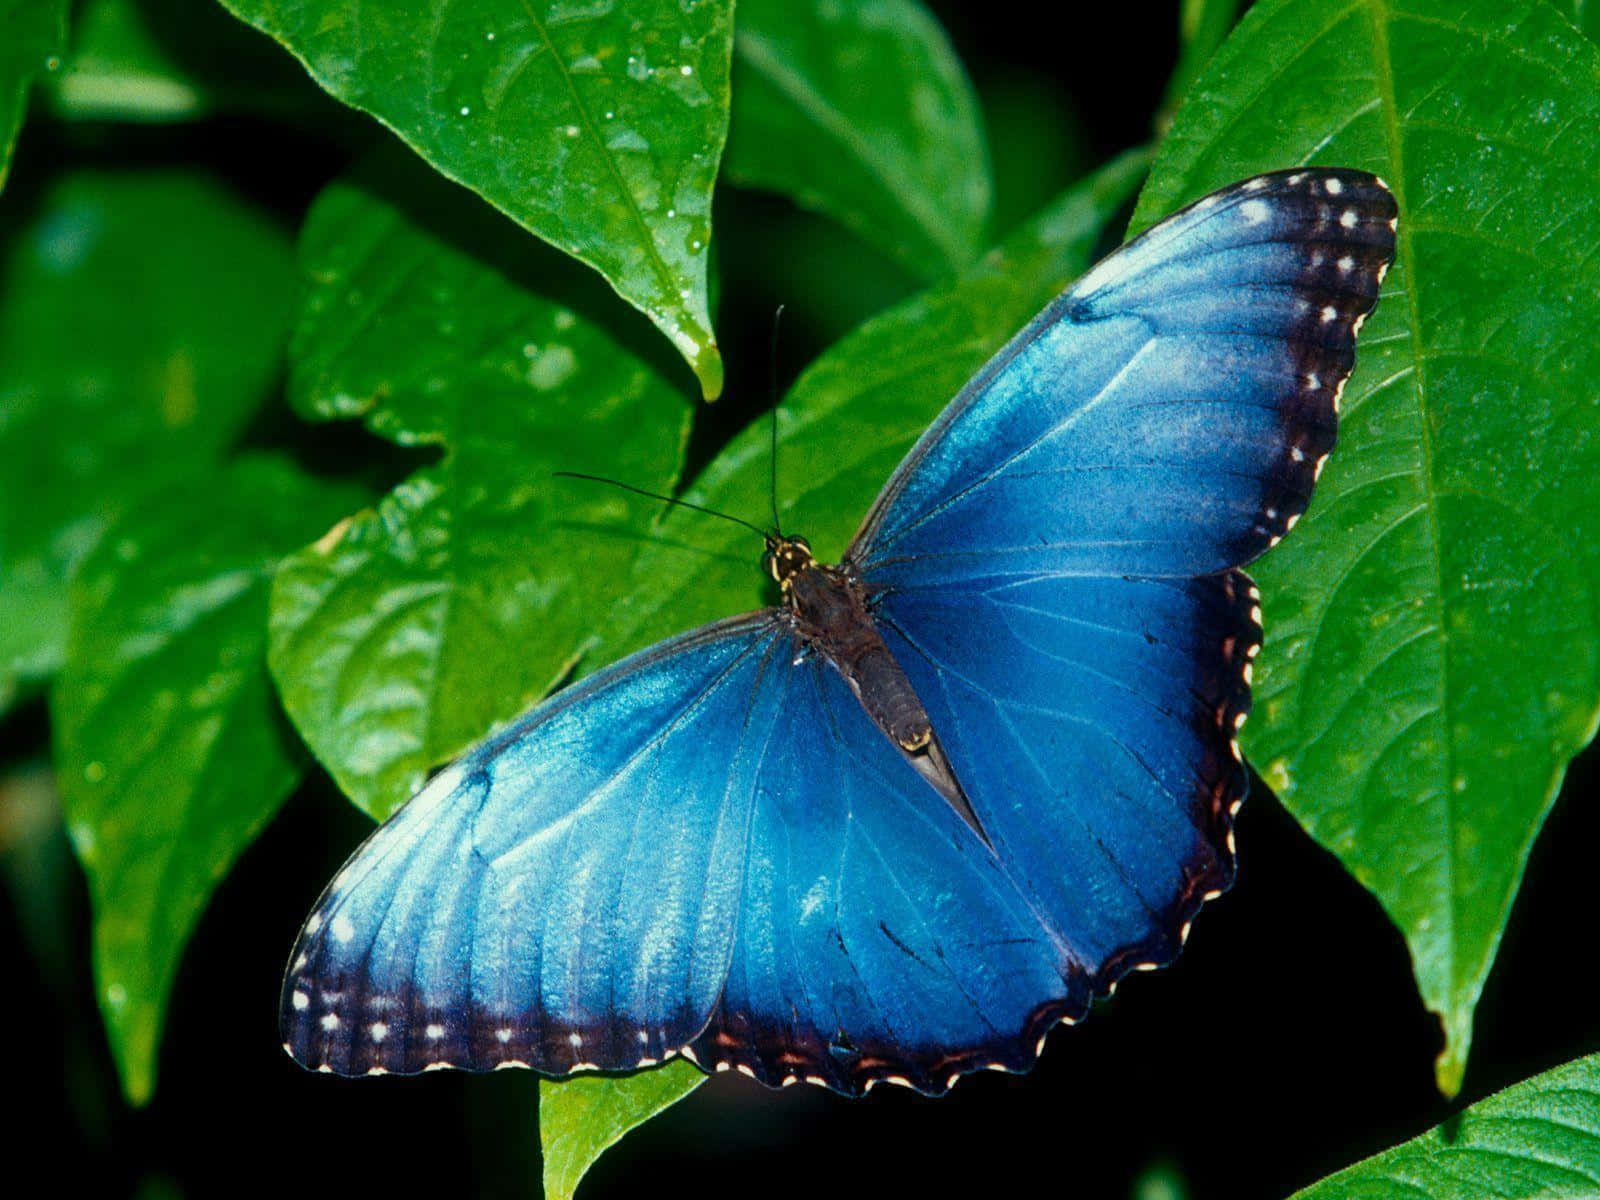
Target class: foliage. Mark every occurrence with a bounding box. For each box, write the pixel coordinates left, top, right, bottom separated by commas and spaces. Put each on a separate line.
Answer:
4, 0, 1600, 1195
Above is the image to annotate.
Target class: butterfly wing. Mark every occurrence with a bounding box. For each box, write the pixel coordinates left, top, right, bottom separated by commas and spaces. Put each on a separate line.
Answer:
847, 170, 1396, 991
281, 614, 787, 1077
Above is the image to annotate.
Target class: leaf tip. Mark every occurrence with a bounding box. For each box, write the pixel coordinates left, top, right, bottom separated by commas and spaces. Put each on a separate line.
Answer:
105, 992, 159, 1108
1433, 1010, 1472, 1099
694, 342, 724, 401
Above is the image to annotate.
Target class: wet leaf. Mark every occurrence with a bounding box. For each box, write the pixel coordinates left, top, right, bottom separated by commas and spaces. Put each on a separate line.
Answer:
1134, 0, 1600, 1095
218, 0, 732, 397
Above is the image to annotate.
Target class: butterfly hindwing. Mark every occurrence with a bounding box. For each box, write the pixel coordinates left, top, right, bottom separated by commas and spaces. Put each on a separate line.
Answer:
874, 570, 1258, 981
687, 650, 1079, 1095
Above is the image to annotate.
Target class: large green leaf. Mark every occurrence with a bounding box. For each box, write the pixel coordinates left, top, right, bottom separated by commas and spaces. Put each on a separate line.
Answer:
1294, 1051, 1600, 1198
540, 1061, 704, 1200
1134, 0, 1600, 1095
0, 0, 67, 190
725, 0, 990, 279
531, 150, 1150, 1200
267, 158, 692, 820
54, 455, 367, 1105
217, 0, 732, 398
0, 170, 296, 713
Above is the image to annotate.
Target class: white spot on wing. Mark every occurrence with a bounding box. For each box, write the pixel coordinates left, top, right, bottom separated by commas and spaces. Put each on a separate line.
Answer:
320, 1012, 340, 1031
1240, 199, 1270, 225
426, 1023, 445, 1040
330, 914, 355, 945
292, 990, 309, 1011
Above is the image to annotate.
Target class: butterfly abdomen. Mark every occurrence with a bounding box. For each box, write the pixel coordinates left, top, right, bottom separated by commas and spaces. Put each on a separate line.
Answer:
784, 560, 988, 843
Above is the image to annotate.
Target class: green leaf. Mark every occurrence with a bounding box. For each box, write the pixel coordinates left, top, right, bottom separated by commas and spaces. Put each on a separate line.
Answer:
1293, 1051, 1600, 1198
1134, 0, 1600, 1096
267, 157, 692, 820
217, 0, 732, 399
0, 170, 296, 713
0, 0, 68, 190
725, 0, 990, 279
527, 149, 1148, 1200
53, 455, 367, 1106
540, 1062, 704, 1200
44, 0, 322, 123
613, 147, 1151, 656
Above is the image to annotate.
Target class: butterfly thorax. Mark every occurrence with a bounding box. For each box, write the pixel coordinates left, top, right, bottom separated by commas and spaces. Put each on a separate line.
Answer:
763, 534, 988, 844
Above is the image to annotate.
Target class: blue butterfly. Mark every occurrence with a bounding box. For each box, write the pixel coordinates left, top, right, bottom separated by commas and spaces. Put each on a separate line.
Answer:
282, 169, 1397, 1095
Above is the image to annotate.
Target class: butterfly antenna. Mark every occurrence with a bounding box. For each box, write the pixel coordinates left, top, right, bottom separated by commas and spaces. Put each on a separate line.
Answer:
768, 304, 786, 537
554, 472, 770, 539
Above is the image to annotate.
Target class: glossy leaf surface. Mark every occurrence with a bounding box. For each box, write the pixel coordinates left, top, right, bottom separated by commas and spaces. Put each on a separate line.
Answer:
540, 1063, 704, 1200
218, 0, 732, 397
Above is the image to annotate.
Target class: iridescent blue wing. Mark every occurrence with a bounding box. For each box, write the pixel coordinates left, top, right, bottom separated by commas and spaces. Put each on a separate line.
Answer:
281, 613, 1075, 1088
847, 169, 1396, 1000
282, 614, 786, 1077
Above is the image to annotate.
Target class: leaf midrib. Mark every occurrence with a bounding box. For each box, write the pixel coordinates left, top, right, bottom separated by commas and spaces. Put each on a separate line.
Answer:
513, 0, 686, 316
1365, 0, 1459, 1013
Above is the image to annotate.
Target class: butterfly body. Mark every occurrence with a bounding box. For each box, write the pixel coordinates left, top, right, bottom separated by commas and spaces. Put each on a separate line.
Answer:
281, 168, 1398, 1095
767, 534, 982, 840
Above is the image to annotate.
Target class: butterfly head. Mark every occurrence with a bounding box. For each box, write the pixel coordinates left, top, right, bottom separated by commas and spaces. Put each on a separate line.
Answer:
763, 535, 815, 590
